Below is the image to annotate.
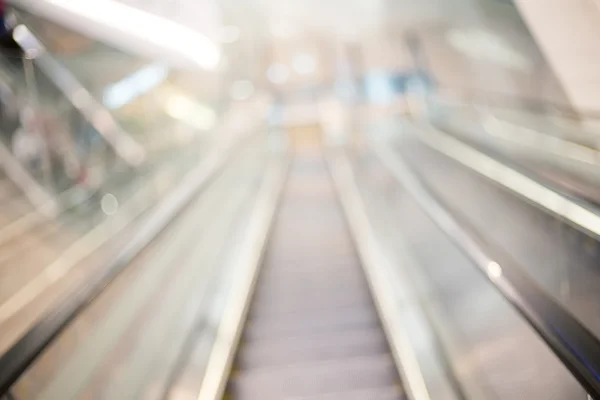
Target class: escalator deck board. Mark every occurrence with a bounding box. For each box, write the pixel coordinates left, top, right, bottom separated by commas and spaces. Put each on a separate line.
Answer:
226, 151, 404, 399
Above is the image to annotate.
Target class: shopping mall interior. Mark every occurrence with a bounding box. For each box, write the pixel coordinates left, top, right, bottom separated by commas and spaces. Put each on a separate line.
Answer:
0, 0, 599, 398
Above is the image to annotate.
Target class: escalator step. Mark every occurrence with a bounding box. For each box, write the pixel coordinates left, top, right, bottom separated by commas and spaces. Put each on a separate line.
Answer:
243, 305, 381, 340
236, 327, 389, 368
253, 272, 367, 291
227, 354, 399, 399
250, 282, 372, 303
283, 386, 405, 400
248, 294, 373, 317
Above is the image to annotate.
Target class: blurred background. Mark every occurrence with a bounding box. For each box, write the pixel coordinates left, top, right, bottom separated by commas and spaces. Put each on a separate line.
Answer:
0, 0, 599, 399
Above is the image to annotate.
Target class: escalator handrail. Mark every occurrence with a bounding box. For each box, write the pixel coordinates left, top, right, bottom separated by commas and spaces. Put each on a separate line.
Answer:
434, 88, 600, 120
371, 139, 600, 399
0, 130, 254, 396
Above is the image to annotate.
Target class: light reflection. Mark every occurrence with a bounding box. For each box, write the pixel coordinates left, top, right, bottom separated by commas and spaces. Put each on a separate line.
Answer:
12, 24, 43, 56
487, 261, 503, 279
100, 193, 119, 215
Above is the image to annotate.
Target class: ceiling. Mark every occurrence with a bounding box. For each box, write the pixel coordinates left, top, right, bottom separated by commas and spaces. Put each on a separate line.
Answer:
13, 0, 566, 102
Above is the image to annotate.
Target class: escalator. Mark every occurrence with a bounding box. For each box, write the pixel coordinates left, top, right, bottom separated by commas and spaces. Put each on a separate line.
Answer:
3, 3, 600, 400
223, 146, 404, 399
2, 115, 600, 399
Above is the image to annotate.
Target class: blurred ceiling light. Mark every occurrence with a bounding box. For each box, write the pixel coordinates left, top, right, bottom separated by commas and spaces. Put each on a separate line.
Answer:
41, 0, 221, 69
292, 53, 317, 75
230, 80, 254, 101
103, 63, 169, 110
220, 25, 241, 44
267, 63, 290, 85
165, 94, 216, 131
446, 28, 530, 72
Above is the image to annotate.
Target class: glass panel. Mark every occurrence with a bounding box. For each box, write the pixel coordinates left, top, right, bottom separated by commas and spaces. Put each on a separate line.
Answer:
0, 9, 268, 360
10, 134, 270, 400
16, 10, 227, 164
357, 114, 600, 379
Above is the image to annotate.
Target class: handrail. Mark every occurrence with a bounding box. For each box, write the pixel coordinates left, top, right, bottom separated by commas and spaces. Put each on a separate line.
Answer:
433, 88, 600, 121
0, 130, 252, 396
371, 138, 600, 399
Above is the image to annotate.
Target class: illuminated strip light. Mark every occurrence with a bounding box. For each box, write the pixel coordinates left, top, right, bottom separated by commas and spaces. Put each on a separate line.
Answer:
417, 123, 600, 236
103, 63, 169, 110
24, 0, 221, 69
482, 116, 600, 166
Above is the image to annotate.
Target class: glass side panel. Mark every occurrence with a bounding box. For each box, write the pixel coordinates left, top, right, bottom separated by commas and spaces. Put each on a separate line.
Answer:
0, 9, 267, 359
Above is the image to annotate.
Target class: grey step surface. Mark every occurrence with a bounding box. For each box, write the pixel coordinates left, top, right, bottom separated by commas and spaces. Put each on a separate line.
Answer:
226, 148, 404, 399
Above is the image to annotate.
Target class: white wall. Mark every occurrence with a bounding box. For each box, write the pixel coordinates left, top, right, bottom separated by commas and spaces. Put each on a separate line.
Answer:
515, 0, 600, 111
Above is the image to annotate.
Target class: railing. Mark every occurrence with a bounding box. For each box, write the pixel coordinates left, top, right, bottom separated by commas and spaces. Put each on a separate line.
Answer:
425, 87, 600, 209
369, 137, 600, 398
433, 88, 600, 121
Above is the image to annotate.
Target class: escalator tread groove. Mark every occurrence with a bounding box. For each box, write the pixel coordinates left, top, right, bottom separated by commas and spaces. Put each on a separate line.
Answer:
225, 149, 403, 399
